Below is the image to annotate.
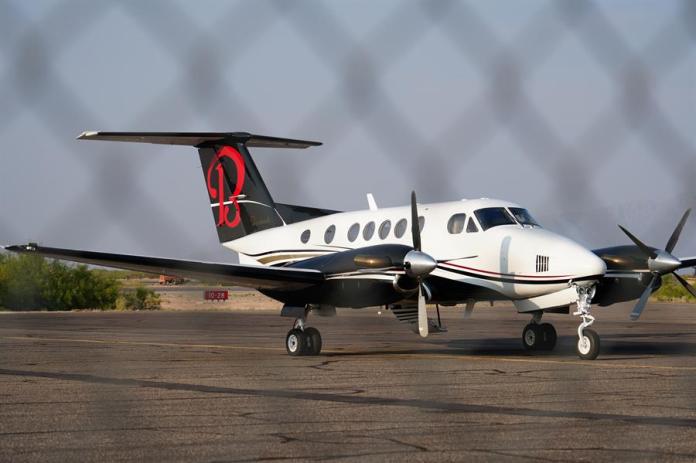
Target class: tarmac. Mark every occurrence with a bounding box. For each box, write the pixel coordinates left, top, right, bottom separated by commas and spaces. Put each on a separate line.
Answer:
2, 302, 696, 462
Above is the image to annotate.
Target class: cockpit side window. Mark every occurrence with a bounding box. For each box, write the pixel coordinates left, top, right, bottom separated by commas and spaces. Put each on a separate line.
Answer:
466, 217, 479, 233
474, 207, 516, 231
509, 207, 541, 227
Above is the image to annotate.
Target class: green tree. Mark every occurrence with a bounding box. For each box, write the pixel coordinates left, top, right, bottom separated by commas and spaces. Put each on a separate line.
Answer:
0, 254, 7, 308
3, 254, 47, 309
0, 254, 120, 310
41, 261, 120, 310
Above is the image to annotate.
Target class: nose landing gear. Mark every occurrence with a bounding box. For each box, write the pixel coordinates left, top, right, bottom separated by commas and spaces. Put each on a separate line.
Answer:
573, 285, 600, 360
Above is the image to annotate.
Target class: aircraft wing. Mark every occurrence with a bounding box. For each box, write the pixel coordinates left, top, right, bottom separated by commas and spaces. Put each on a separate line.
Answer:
3, 244, 324, 290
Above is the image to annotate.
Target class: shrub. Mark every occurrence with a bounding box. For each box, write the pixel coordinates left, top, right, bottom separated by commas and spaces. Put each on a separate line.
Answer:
116, 286, 160, 311
0, 254, 7, 307
0, 254, 120, 310
41, 260, 120, 310
653, 274, 696, 302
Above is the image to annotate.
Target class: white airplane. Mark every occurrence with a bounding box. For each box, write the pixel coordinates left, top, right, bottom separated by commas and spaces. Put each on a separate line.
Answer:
7, 132, 696, 360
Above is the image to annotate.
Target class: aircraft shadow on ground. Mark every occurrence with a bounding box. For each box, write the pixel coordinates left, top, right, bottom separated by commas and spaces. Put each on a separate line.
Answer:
324, 335, 696, 358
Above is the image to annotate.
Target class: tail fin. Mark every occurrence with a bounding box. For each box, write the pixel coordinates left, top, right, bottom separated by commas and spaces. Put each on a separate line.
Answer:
78, 131, 321, 242
197, 142, 282, 241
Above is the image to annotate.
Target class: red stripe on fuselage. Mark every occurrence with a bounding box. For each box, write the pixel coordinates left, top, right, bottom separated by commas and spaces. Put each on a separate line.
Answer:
441, 261, 571, 279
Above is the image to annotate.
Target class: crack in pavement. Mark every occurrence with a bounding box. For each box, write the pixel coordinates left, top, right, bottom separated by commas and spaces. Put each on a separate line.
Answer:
2, 368, 696, 430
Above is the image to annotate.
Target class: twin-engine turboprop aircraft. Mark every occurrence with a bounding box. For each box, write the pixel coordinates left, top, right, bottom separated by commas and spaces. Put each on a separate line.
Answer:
7, 132, 696, 359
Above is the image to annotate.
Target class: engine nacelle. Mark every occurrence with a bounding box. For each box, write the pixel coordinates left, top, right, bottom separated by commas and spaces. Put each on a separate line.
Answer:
393, 274, 419, 294
594, 273, 660, 306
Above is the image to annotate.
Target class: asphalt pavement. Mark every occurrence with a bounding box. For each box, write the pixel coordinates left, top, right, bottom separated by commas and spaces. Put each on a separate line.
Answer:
2, 303, 696, 462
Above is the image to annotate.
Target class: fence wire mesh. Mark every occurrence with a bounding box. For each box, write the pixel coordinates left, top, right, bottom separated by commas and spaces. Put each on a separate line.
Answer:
1, 1, 696, 456
1, 0, 695, 260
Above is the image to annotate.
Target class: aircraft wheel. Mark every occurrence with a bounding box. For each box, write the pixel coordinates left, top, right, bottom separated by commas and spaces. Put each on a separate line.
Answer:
304, 327, 322, 355
577, 328, 600, 360
522, 323, 542, 351
286, 329, 307, 356
539, 323, 557, 351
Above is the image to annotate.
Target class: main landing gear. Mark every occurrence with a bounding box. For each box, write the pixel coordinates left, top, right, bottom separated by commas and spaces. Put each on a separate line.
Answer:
521, 312, 557, 351
573, 285, 600, 360
285, 312, 322, 356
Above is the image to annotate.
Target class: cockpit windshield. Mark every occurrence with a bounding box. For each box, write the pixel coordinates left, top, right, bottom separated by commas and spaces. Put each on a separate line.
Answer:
508, 207, 541, 227
474, 207, 516, 231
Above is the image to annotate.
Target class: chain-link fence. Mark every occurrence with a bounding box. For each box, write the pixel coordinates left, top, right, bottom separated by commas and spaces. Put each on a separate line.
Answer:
1, 0, 694, 261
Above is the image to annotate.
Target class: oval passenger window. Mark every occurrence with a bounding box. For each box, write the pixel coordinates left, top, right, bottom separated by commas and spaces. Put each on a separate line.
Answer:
324, 225, 336, 244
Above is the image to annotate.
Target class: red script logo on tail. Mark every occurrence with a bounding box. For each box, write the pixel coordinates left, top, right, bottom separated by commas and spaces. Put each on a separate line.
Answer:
206, 146, 245, 228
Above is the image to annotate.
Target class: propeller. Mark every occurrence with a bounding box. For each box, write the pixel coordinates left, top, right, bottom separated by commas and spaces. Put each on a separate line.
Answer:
618, 209, 696, 320
406, 191, 436, 337
353, 191, 476, 336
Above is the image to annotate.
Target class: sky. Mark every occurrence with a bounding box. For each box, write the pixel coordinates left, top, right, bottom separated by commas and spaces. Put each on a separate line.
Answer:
0, 0, 694, 263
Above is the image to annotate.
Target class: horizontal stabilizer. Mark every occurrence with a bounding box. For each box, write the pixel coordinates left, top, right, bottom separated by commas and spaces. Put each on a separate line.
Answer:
4, 244, 324, 290
77, 131, 322, 149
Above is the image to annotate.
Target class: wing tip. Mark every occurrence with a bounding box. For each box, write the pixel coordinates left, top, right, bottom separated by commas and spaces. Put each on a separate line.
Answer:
77, 131, 99, 140
3, 243, 37, 253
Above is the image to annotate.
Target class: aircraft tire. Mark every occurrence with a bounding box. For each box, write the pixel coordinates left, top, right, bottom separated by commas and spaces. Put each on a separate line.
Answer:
522, 323, 542, 351
286, 329, 307, 356
304, 327, 322, 355
539, 323, 557, 351
577, 328, 600, 360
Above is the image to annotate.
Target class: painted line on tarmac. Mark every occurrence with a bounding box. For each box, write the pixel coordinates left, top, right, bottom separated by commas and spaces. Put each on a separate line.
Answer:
2, 336, 283, 352
5, 335, 696, 372
387, 353, 696, 372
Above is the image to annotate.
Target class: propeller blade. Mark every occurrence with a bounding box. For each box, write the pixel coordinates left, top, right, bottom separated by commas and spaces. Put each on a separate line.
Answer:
618, 225, 658, 259
679, 257, 696, 269
437, 255, 478, 263
417, 283, 428, 337
630, 274, 659, 320
411, 190, 421, 252
666, 209, 691, 254
673, 272, 696, 299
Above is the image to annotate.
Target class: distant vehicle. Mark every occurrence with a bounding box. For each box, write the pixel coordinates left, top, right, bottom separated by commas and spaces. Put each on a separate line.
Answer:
7, 131, 696, 359
159, 274, 185, 285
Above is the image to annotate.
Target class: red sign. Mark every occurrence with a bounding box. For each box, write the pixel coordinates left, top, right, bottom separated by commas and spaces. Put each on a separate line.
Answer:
204, 290, 229, 301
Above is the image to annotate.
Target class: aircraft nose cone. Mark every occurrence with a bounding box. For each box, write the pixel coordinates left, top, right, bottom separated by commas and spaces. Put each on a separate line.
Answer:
649, 251, 681, 274
578, 249, 607, 278
589, 252, 607, 277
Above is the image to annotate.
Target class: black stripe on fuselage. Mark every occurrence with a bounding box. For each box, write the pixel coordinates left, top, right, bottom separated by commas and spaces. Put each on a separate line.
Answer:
437, 265, 601, 285
243, 248, 347, 257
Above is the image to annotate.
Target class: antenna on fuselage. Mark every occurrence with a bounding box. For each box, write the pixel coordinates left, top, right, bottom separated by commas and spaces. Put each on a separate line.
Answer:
366, 193, 378, 211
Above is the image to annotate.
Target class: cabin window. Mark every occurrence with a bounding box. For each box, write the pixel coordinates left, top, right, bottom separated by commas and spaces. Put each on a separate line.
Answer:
378, 220, 391, 239
324, 225, 336, 244
447, 214, 467, 234
363, 221, 375, 240
347, 223, 360, 242
394, 218, 407, 238
418, 216, 425, 232
300, 229, 311, 243
474, 207, 516, 231
466, 217, 479, 233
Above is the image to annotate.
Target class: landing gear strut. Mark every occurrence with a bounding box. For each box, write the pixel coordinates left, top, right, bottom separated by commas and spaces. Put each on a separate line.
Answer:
285, 309, 322, 356
522, 312, 557, 351
573, 285, 600, 360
